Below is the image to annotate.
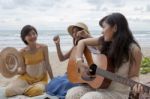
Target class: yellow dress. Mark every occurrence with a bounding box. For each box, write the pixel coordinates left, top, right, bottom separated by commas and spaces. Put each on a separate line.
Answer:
19, 48, 48, 96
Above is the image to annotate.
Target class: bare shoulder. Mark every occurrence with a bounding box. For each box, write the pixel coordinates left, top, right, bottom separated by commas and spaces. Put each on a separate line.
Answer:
20, 47, 28, 53
37, 43, 48, 49
130, 43, 142, 60
130, 43, 141, 53
37, 44, 49, 53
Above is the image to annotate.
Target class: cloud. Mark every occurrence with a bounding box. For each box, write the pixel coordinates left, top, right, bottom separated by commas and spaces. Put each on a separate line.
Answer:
0, 0, 150, 30
86, 0, 126, 10
146, 4, 150, 12
134, 7, 144, 12
0, 0, 63, 11
0, 0, 16, 9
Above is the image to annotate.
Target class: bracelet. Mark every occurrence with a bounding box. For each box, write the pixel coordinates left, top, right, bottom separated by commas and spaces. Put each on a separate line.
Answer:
76, 58, 82, 63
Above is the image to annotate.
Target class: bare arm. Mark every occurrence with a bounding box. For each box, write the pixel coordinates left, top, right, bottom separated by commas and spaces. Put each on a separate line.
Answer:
55, 43, 73, 61
128, 45, 143, 93
43, 45, 54, 79
76, 37, 100, 58
53, 35, 73, 61
128, 45, 142, 80
17, 50, 26, 75
17, 64, 26, 75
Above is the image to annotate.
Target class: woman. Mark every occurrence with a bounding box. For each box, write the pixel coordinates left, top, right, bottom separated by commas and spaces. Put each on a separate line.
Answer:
46, 22, 91, 99
54, 22, 91, 61
66, 13, 143, 99
5, 25, 53, 97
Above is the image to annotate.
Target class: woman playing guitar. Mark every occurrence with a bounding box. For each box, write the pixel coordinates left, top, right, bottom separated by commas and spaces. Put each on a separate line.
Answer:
66, 13, 145, 99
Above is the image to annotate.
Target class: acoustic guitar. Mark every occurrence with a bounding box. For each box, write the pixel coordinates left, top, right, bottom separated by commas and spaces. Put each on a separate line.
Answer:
89, 64, 150, 94
67, 46, 113, 89
67, 46, 150, 95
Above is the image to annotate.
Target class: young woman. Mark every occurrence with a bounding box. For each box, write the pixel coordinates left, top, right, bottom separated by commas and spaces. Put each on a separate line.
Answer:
5, 25, 53, 97
66, 13, 143, 99
54, 22, 91, 61
46, 22, 91, 99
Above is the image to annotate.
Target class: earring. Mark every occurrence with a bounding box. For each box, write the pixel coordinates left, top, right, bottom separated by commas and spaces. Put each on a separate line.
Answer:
113, 25, 117, 32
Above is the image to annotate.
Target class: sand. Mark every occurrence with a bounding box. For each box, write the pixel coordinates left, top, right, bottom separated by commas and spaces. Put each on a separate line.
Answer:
0, 48, 149, 98
0, 47, 150, 85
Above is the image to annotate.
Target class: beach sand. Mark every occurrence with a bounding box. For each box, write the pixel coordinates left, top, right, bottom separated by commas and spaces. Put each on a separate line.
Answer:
0, 48, 150, 98
0, 51, 69, 87
0, 48, 150, 85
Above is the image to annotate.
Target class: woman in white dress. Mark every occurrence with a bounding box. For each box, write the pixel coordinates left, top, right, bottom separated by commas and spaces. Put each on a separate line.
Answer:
66, 13, 143, 99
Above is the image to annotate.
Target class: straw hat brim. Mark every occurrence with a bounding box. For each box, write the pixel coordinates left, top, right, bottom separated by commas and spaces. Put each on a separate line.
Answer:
0, 47, 24, 78
68, 25, 90, 37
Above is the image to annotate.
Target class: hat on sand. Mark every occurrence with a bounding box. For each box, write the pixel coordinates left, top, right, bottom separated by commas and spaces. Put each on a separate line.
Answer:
68, 22, 90, 36
0, 47, 24, 78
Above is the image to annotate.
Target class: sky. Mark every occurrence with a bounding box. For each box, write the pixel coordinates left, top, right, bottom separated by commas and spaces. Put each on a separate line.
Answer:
0, 0, 150, 31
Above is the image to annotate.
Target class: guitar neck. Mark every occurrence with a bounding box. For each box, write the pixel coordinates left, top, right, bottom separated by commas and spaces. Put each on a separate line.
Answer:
96, 68, 150, 93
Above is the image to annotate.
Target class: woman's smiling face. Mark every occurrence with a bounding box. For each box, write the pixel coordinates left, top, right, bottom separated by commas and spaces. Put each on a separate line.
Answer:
72, 27, 82, 38
25, 30, 37, 44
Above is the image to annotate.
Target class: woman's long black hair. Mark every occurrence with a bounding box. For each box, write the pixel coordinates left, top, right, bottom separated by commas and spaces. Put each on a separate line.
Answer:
99, 13, 140, 69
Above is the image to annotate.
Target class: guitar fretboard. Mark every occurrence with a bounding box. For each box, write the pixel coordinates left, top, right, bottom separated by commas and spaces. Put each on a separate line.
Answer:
96, 67, 150, 93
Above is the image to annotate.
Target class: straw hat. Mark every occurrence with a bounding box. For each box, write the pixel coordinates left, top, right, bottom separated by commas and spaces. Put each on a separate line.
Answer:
68, 22, 90, 36
0, 47, 24, 78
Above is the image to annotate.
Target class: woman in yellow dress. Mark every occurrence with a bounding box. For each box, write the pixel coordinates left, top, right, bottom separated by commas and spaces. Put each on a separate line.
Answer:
5, 25, 54, 97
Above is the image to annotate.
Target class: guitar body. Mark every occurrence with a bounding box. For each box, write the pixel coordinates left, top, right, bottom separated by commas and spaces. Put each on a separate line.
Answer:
67, 46, 113, 89
67, 47, 150, 97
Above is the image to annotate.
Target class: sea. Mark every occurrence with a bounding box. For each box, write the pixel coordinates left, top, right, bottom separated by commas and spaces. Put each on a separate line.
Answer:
0, 30, 150, 52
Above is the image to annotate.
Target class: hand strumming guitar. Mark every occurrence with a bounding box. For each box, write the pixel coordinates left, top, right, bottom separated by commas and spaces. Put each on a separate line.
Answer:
76, 58, 94, 79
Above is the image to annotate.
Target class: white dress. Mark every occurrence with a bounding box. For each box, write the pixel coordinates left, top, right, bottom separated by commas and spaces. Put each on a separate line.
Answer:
66, 43, 139, 99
